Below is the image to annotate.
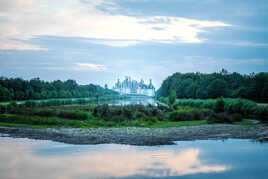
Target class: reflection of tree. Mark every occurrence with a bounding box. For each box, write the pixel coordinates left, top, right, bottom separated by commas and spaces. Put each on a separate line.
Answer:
0, 139, 228, 179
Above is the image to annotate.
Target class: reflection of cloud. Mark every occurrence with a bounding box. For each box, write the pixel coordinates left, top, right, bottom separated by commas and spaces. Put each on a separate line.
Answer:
0, 138, 228, 179
0, 0, 231, 49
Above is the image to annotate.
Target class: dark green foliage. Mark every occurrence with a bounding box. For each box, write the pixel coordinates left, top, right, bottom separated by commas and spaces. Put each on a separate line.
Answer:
168, 90, 176, 106
91, 104, 165, 122
0, 77, 117, 102
0, 105, 6, 114
159, 97, 268, 120
0, 101, 257, 128
57, 111, 89, 120
25, 100, 38, 107
168, 107, 210, 121
207, 79, 228, 98
0, 114, 81, 126
8, 106, 90, 120
214, 97, 225, 113
158, 70, 268, 102
0, 86, 12, 101
206, 113, 242, 124
255, 106, 268, 122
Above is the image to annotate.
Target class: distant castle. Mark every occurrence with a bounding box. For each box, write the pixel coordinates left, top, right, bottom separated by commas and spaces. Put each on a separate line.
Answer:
113, 76, 155, 97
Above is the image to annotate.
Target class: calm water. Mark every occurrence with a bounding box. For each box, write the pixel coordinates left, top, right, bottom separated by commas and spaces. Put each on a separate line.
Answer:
97, 96, 157, 106
0, 137, 268, 179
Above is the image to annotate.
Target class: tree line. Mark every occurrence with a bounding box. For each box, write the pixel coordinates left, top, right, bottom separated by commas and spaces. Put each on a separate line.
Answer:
0, 77, 116, 101
157, 69, 268, 102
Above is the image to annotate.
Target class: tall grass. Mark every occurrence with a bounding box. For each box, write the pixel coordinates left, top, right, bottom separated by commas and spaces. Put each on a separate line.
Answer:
159, 97, 268, 122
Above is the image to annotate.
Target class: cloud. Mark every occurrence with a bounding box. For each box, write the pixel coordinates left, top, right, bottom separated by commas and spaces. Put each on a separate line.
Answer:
88, 39, 140, 46
0, 0, 231, 50
75, 63, 107, 71
0, 38, 47, 50
41, 63, 107, 71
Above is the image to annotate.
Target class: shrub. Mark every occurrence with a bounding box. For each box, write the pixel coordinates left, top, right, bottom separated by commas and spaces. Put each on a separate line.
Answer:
169, 108, 203, 121
256, 106, 268, 122
0, 105, 6, 114
214, 97, 225, 113
25, 100, 38, 108
57, 110, 88, 120
110, 115, 125, 123
168, 90, 176, 106
200, 108, 214, 117
206, 112, 242, 124
9, 101, 18, 108
34, 109, 55, 117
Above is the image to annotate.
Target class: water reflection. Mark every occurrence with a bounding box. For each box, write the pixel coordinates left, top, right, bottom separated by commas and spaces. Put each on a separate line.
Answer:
99, 96, 157, 106
0, 138, 267, 179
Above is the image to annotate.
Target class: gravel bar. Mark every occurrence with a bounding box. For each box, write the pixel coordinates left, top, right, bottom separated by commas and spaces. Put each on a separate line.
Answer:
0, 124, 268, 146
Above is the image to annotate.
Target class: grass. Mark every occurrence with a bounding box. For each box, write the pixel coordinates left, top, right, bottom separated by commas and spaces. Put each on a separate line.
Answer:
0, 99, 262, 129
0, 114, 253, 129
233, 119, 254, 126
0, 95, 128, 107
0, 122, 54, 129
149, 120, 208, 128
159, 97, 268, 121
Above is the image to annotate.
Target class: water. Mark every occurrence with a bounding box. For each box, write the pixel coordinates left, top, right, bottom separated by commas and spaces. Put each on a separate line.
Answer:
96, 96, 158, 106
0, 137, 268, 179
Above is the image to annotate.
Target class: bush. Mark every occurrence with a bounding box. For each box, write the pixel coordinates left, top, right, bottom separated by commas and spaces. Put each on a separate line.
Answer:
168, 90, 176, 106
110, 115, 125, 123
255, 106, 268, 122
34, 109, 55, 117
57, 110, 88, 120
206, 112, 242, 124
24, 100, 38, 108
9, 101, 18, 108
168, 107, 204, 121
0, 114, 64, 126
214, 97, 225, 113
0, 105, 6, 114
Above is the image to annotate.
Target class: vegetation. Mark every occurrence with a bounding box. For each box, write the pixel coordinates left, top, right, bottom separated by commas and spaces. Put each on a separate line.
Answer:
0, 77, 117, 101
0, 71, 267, 129
0, 100, 261, 128
157, 69, 268, 102
168, 90, 176, 106
159, 97, 268, 122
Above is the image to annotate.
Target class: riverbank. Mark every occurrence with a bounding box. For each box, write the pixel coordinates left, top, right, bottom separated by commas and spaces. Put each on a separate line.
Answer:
1, 123, 268, 146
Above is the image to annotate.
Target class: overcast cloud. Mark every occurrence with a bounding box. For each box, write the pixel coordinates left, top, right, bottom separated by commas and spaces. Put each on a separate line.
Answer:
0, 0, 267, 88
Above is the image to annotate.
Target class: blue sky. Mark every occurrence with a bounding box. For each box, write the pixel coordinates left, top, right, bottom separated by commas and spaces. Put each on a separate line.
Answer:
0, 0, 268, 88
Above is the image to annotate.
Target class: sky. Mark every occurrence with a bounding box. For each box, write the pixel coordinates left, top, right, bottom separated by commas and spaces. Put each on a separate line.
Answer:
0, 0, 268, 89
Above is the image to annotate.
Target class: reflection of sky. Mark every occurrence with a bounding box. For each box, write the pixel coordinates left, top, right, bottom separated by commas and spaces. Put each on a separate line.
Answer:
0, 138, 268, 179
104, 97, 157, 106
89, 97, 157, 106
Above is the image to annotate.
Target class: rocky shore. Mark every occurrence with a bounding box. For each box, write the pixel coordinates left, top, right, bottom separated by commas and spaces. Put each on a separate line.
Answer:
0, 124, 268, 146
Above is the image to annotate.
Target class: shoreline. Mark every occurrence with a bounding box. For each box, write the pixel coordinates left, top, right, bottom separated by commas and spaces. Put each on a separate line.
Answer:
0, 124, 268, 146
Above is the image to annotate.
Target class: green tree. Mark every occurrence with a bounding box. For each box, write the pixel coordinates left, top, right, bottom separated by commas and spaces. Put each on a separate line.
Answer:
168, 90, 177, 106
207, 79, 228, 98
0, 86, 12, 101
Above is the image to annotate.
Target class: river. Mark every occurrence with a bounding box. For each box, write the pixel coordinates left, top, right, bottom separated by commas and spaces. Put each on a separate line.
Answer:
94, 96, 158, 106
0, 137, 268, 179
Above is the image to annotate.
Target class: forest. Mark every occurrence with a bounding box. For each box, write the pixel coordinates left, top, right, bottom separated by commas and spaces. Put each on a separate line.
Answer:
157, 69, 268, 102
0, 77, 116, 101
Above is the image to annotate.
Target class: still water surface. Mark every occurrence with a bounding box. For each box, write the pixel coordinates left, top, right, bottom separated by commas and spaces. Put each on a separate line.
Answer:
98, 96, 157, 106
0, 137, 268, 179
